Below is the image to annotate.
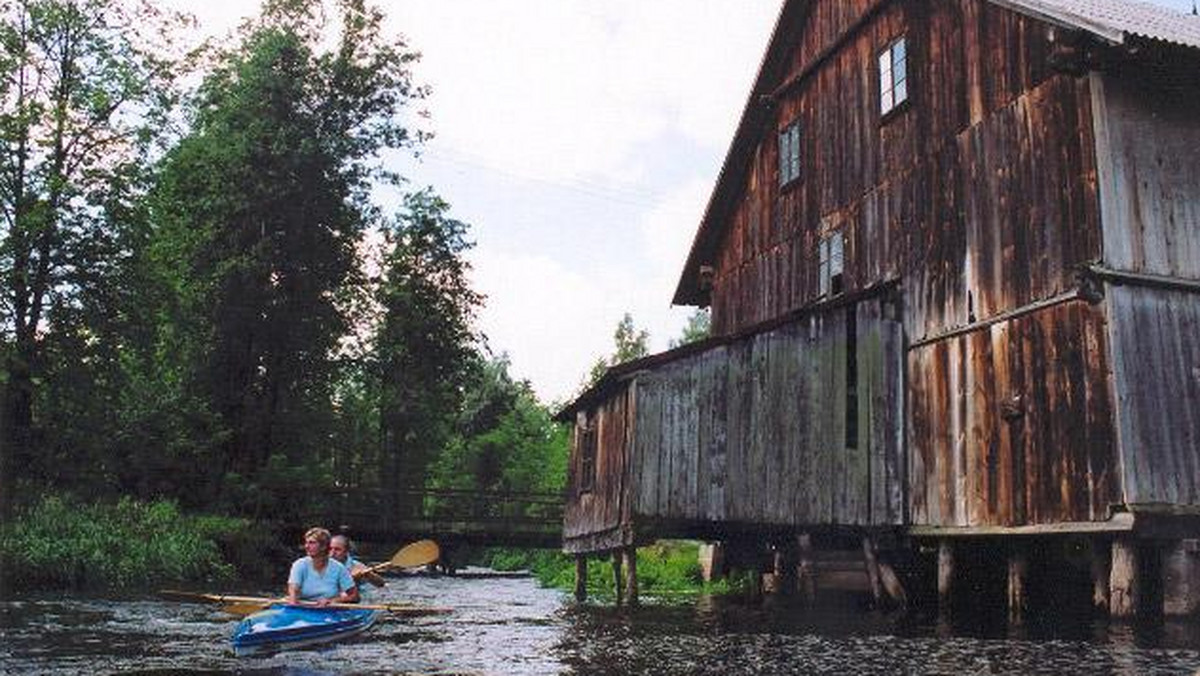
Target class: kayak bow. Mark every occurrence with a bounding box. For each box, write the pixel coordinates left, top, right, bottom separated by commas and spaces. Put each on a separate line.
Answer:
231, 604, 379, 656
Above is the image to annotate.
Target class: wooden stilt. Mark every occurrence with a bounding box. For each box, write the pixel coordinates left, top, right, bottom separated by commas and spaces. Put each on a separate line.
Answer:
1110, 538, 1140, 619
623, 547, 638, 606
937, 540, 955, 617
574, 555, 588, 602
862, 536, 884, 605
797, 533, 815, 604
698, 542, 725, 582
1007, 545, 1029, 625
1163, 539, 1200, 617
879, 562, 908, 607
611, 550, 624, 606
1091, 539, 1112, 614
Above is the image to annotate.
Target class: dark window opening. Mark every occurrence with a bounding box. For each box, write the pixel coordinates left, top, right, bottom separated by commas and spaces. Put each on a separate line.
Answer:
819, 232, 845, 298
846, 305, 858, 449
778, 119, 801, 186
580, 420, 597, 494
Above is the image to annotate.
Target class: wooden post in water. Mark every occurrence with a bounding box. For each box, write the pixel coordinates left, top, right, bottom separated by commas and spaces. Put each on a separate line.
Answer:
574, 555, 588, 602
611, 550, 624, 606
862, 536, 884, 605
937, 540, 955, 617
1091, 538, 1112, 614
623, 547, 638, 606
1162, 539, 1200, 617
797, 533, 816, 604
1110, 538, 1140, 619
1007, 544, 1029, 625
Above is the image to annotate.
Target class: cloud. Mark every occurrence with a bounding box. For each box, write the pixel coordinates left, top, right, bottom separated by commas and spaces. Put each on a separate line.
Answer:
389, 1, 777, 185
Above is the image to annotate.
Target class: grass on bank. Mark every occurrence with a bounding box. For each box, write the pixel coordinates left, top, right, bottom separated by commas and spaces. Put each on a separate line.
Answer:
486, 541, 742, 599
0, 495, 281, 592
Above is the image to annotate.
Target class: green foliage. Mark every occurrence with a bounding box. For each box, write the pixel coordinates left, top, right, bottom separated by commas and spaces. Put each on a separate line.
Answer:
374, 189, 482, 511
0, 495, 246, 591
0, 0, 188, 508
584, 312, 651, 390
670, 308, 712, 348
146, 0, 429, 504
486, 541, 737, 599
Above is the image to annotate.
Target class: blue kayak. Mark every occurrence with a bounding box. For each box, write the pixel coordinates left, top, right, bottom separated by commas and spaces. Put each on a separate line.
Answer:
231, 604, 380, 656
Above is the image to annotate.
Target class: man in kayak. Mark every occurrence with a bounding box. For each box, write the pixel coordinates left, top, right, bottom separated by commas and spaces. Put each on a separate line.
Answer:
330, 534, 386, 600
286, 527, 358, 606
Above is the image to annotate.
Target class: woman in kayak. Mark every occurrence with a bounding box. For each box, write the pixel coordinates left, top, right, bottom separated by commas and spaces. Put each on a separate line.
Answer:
286, 527, 359, 606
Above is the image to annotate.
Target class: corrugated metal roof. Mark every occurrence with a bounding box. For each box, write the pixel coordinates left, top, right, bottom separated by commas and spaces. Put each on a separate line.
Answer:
996, 0, 1200, 49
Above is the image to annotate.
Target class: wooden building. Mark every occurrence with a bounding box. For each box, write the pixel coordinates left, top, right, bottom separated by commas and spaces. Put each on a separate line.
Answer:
560, 0, 1200, 617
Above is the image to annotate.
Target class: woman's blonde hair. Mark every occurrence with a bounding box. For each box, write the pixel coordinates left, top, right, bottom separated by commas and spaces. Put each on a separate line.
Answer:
304, 527, 332, 547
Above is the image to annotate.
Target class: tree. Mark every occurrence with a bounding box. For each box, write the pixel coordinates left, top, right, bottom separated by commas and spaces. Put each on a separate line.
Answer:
585, 312, 649, 388
151, 0, 427, 505
374, 189, 481, 520
669, 307, 711, 348
0, 0, 182, 511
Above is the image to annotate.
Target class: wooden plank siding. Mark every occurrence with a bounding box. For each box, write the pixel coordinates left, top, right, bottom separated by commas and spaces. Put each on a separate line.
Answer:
564, 299, 905, 549
563, 0, 1200, 552
710, 0, 1098, 340
1106, 285, 1200, 507
563, 391, 633, 554
908, 300, 1119, 527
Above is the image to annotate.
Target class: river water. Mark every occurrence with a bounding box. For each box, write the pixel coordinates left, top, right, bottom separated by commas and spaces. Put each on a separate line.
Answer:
4, 571, 1200, 675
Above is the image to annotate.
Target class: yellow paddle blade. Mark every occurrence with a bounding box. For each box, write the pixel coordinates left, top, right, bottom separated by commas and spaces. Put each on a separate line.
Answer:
390, 539, 440, 569
220, 601, 270, 617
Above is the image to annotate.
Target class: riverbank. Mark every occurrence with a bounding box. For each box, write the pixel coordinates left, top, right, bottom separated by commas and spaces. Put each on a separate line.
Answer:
0, 495, 287, 593
485, 542, 742, 598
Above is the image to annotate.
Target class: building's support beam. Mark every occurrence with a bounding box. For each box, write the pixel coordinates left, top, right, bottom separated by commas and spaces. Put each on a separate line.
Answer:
1007, 544, 1029, 625
1110, 538, 1140, 619
574, 555, 588, 602
611, 550, 625, 606
797, 533, 816, 604
699, 542, 726, 582
623, 547, 639, 606
938, 540, 955, 617
1091, 539, 1112, 614
1163, 539, 1200, 617
862, 536, 884, 605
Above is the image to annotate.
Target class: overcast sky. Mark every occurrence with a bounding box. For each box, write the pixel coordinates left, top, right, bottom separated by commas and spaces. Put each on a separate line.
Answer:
173, 0, 1197, 404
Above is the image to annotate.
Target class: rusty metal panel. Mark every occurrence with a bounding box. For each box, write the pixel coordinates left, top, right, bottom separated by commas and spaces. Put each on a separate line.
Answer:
1106, 285, 1200, 506
908, 300, 1119, 527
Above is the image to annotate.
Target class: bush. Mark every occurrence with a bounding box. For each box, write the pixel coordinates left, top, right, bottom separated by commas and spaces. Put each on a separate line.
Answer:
487, 541, 736, 599
0, 494, 257, 592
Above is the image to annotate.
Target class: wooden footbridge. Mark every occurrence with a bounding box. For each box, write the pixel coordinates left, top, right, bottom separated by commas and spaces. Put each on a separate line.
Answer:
303, 487, 564, 549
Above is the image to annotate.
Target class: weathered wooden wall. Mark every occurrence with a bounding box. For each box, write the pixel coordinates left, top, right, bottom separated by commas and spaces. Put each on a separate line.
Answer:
908, 300, 1119, 526
1106, 285, 1200, 506
709, 0, 1099, 340
1092, 67, 1200, 280
563, 391, 633, 554
626, 299, 904, 533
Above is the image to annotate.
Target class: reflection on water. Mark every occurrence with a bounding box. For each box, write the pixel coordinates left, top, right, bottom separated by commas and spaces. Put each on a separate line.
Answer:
3, 572, 1200, 675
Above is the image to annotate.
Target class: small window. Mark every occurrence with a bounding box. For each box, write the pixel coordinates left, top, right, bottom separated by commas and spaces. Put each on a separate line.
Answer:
579, 420, 597, 494
878, 37, 908, 116
778, 119, 801, 185
818, 231, 845, 298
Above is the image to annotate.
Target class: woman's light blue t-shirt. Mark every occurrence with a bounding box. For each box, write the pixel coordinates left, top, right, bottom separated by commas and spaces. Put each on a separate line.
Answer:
287, 557, 354, 601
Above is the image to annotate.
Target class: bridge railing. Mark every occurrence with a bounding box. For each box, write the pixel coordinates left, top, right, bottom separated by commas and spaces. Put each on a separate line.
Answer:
298, 485, 565, 539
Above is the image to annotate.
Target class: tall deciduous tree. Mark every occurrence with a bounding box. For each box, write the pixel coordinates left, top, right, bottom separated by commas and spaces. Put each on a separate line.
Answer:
151, 0, 427, 504
374, 189, 481, 520
585, 312, 650, 388
0, 0, 180, 512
